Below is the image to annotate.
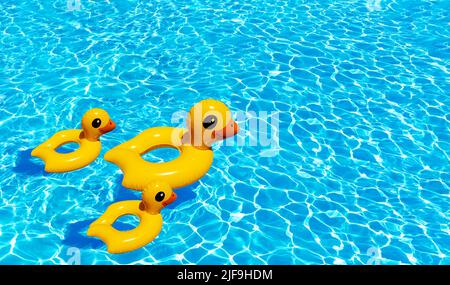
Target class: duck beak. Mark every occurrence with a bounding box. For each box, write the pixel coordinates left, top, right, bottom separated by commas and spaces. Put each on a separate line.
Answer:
162, 192, 177, 207
212, 120, 239, 140
99, 119, 116, 134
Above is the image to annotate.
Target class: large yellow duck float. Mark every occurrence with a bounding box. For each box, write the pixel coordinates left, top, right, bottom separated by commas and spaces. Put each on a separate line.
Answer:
104, 99, 239, 190
87, 181, 177, 254
32, 108, 116, 172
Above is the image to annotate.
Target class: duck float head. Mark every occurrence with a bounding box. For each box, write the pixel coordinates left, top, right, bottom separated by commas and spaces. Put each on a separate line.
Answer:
32, 108, 116, 173
104, 99, 239, 190
87, 181, 177, 254
184, 99, 239, 149
139, 181, 177, 215
81, 108, 116, 142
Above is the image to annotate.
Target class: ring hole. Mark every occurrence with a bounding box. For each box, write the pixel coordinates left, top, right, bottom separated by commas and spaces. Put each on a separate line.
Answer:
142, 147, 180, 163
112, 214, 140, 231
56, 142, 79, 154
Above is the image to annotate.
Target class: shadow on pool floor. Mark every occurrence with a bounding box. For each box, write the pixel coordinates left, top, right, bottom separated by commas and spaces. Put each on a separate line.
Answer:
13, 149, 47, 176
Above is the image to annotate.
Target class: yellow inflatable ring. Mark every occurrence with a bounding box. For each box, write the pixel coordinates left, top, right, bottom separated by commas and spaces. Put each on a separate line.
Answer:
32, 130, 101, 172
104, 127, 214, 190
32, 108, 115, 173
104, 99, 239, 190
87, 181, 176, 254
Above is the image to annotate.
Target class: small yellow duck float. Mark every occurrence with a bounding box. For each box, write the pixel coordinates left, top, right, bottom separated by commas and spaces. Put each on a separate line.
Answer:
32, 108, 116, 172
104, 99, 239, 190
87, 181, 177, 254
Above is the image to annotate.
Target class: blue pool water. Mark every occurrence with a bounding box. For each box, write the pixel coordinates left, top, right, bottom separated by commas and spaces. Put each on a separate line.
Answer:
0, 0, 449, 264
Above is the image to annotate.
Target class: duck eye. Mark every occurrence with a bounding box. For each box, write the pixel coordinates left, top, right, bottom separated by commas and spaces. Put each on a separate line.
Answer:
155, 191, 165, 202
92, 118, 102, 128
202, 115, 218, 129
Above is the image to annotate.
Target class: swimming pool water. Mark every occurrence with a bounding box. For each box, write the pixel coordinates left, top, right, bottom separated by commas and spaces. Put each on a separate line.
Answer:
0, 0, 449, 264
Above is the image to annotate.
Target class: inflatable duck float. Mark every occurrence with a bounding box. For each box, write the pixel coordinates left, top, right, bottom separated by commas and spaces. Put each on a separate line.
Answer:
104, 99, 239, 190
32, 108, 116, 172
87, 181, 177, 254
